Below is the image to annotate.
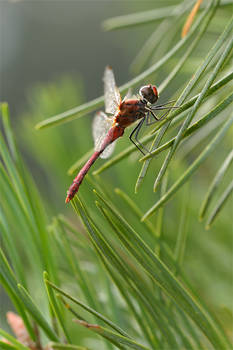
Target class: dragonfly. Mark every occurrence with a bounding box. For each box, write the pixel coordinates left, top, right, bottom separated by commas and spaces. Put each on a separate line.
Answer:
66, 66, 176, 203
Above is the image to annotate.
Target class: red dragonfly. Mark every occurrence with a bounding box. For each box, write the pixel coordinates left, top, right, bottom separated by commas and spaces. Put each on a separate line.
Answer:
66, 66, 175, 203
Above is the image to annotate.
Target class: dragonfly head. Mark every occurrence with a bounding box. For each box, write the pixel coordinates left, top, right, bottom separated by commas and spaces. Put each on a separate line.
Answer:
139, 84, 158, 105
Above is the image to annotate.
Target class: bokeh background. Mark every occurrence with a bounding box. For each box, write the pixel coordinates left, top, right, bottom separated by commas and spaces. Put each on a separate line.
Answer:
1, 0, 163, 332
1, 1, 161, 115
1, 0, 232, 345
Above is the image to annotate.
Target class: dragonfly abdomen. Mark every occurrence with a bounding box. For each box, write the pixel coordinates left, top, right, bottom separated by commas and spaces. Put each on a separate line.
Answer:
66, 125, 124, 203
65, 151, 101, 202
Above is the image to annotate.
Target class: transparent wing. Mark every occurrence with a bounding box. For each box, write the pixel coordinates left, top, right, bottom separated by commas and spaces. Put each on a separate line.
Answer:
101, 140, 116, 159
122, 89, 138, 102
123, 88, 133, 101
92, 111, 116, 159
103, 66, 121, 115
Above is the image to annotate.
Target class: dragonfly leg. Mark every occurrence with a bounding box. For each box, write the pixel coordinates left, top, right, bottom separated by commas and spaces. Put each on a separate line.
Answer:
146, 110, 159, 125
151, 100, 179, 109
155, 100, 176, 107
146, 105, 178, 122
146, 108, 172, 125
151, 106, 179, 110
129, 117, 150, 155
156, 109, 171, 121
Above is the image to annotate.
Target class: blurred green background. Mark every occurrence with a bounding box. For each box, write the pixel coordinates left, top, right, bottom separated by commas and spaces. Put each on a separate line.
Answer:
0, 0, 232, 348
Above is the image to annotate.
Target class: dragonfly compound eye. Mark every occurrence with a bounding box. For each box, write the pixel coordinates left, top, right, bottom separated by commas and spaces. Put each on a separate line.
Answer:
139, 84, 158, 104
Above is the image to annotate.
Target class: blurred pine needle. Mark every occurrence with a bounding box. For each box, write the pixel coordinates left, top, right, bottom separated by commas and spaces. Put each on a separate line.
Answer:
1, 1, 233, 349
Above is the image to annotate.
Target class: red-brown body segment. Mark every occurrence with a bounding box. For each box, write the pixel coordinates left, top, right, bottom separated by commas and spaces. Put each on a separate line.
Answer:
115, 99, 146, 127
65, 124, 124, 203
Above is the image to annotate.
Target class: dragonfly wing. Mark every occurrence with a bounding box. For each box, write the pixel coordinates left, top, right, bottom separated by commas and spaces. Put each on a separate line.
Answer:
101, 141, 116, 159
123, 88, 133, 101
92, 111, 116, 159
122, 89, 138, 102
103, 66, 121, 115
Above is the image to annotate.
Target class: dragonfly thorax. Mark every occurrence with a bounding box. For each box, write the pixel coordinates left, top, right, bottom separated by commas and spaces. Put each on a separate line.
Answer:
116, 99, 147, 128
